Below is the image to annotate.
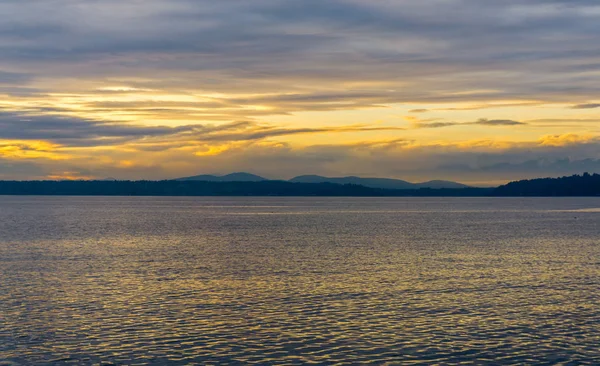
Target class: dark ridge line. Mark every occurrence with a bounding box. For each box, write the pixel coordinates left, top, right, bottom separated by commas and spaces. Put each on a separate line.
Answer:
0, 173, 598, 196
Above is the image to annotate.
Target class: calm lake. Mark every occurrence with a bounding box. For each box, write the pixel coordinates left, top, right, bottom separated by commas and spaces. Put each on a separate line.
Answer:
1, 197, 599, 365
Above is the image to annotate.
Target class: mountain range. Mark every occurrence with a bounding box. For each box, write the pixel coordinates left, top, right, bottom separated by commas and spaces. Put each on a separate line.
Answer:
1, 173, 597, 196
177, 172, 267, 182
176, 172, 471, 189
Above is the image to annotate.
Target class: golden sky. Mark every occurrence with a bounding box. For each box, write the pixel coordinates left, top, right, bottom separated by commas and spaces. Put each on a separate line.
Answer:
1, 1, 599, 184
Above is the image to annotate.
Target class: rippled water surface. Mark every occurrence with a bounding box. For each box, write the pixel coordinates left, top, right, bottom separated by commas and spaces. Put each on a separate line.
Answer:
1, 197, 599, 365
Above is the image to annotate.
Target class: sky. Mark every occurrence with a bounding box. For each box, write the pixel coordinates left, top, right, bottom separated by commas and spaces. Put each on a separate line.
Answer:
1, 0, 600, 185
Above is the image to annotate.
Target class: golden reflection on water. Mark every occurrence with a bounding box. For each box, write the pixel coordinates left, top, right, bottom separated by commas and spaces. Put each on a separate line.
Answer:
0, 197, 599, 365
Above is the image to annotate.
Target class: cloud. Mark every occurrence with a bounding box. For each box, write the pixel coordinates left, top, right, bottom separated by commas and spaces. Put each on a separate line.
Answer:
3, 130, 597, 185
474, 119, 526, 126
538, 133, 599, 146
0, 157, 45, 180
0, 70, 32, 84
0, 1, 600, 182
571, 103, 600, 109
436, 102, 544, 111
413, 118, 526, 129
414, 122, 459, 129
437, 158, 600, 178
151, 134, 600, 184
1, 0, 600, 107
0, 110, 405, 149
0, 111, 192, 146
196, 125, 405, 143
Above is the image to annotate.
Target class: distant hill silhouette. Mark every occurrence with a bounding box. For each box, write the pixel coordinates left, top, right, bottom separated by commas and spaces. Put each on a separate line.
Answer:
494, 173, 600, 196
0, 173, 597, 196
177, 172, 470, 189
176, 172, 267, 182
290, 175, 416, 189
415, 180, 471, 189
290, 175, 470, 189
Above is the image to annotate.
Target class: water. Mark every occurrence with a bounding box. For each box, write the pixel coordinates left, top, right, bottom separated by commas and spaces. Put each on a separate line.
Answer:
1, 197, 599, 365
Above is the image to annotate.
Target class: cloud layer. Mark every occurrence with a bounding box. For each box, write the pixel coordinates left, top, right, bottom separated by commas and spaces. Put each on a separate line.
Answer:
0, 0, 599, 182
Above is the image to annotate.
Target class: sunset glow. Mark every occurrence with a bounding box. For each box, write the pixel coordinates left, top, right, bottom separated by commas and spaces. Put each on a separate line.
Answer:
1, 1, 599, 184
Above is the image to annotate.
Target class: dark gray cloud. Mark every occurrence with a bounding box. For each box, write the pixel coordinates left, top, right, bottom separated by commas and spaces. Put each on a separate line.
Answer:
414, 118, 526, 129
571, 103, 600, 109
0, 110, 404, 148
196, 126, 405, 144
0, 111, 192, 146
474, 119, 526, 126
0, 157, 45, 179
1, 0, 600, 105
437, 158, 600, 182
453, 158, 600, 174
0, 70, 32, 84
414, 122, 459, 129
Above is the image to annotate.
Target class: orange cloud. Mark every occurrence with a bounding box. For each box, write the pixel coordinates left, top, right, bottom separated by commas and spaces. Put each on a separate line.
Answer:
0, 140, 66, 160
46, 172, 96, 181
538, 134, 598, 147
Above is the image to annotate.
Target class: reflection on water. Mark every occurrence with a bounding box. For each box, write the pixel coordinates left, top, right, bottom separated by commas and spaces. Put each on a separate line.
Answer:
1, 197, 599, 365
